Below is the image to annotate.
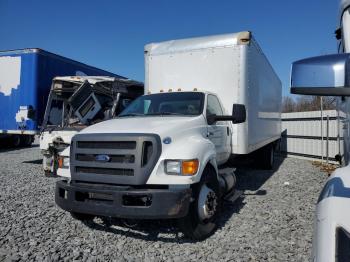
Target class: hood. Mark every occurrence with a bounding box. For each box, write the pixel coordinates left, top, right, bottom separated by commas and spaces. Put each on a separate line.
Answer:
80, 115, 206, 138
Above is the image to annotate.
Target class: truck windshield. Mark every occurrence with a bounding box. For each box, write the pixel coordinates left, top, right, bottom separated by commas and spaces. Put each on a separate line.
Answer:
119, 92, 204, 117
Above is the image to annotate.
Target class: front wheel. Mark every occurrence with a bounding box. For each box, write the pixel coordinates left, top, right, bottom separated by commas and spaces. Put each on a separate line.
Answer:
178, 167, 221, 240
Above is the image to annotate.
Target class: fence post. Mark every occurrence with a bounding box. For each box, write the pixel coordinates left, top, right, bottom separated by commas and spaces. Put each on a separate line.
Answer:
326, 115, 329, 164
337, 109, 341, 158
321, 97, 324, 162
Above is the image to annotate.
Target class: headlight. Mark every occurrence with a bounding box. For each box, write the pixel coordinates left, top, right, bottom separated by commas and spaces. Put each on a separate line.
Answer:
165, 160, 181, 174
165, 159, 199, 176
58, 156, 69, 169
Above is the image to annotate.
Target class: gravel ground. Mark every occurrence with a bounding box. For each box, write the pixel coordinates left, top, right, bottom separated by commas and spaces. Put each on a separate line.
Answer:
0, 142, 328, 262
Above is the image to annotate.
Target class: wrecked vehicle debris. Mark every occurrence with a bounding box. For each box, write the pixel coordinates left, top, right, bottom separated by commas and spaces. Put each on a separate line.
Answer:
40, 76, 144, 177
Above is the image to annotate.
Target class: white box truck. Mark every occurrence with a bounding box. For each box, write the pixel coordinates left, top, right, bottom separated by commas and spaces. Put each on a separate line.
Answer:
55, 31, 282, 239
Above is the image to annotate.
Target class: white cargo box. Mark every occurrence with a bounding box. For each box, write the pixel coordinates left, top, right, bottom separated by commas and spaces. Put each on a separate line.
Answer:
145, 31, 282, 154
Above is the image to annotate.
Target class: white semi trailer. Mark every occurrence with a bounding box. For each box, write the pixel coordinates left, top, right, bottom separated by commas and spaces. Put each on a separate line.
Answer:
55, 32, 281, 239
291, 1, 350, 260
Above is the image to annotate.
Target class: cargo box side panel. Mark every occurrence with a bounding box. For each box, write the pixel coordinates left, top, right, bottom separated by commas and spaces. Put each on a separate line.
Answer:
244, 39, 282, 153
0, 52, 38, 133
146, 44, 246, 155
146, 46, 242, 114
35, 52, 119, 127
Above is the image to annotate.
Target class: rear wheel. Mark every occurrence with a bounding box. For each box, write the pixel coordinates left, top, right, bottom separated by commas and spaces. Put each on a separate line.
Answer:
178, 167, 221, 240
20, 135, 33, 147
70, 212, 95, 221
11, 135, 21, 147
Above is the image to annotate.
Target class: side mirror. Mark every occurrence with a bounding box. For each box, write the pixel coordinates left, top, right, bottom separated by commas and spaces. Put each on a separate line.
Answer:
207, 104, 246, 125
290, 53, 350, 96
232, 104, 246, 124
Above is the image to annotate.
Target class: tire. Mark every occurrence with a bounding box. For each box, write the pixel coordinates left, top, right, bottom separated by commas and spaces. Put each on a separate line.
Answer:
178, 166, 221, 240
259, 144, 274, 170
20, 135, 33, 147
70, 212, 95, 221
11, 135, 21, 147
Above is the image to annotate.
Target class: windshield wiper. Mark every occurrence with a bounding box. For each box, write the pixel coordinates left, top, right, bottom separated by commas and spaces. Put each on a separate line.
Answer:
118, 113, 145, 117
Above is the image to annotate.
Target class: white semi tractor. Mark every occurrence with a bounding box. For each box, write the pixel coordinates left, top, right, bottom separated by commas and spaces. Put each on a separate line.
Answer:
291, 0, 350, 260
55, 32, 282, 239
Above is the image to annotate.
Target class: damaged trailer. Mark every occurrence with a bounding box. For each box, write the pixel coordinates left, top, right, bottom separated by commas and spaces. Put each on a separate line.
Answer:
40, 76, 144, 177
0, 48, 122, 148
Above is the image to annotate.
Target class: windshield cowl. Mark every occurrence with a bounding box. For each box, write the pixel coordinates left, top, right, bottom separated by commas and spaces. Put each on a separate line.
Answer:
118, 112, 193, 118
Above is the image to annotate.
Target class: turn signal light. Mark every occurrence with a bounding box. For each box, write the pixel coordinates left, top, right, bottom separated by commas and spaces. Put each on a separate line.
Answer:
58, 156, 64, 169
58, 156, 69, 169
182, 160, 199, 176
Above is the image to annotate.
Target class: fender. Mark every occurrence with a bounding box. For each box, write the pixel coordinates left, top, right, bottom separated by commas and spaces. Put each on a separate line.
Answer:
146, 132, 218, 185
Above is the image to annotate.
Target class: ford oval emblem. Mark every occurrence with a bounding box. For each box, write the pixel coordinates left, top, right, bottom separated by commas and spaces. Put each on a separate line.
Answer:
95, 154, 111, 162
163, 137, 172, 144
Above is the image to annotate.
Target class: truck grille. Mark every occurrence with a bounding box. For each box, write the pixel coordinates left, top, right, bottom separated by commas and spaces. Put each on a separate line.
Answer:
70, 133, 161, 185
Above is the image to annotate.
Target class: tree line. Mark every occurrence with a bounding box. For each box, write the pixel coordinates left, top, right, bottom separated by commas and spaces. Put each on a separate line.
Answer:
282, 96, 336, 113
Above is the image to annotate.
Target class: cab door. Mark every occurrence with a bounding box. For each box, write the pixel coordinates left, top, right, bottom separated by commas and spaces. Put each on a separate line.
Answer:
206, 94, 231, 164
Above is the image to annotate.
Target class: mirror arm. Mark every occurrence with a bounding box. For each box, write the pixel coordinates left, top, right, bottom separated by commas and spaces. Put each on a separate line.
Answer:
214, 115, 234, 121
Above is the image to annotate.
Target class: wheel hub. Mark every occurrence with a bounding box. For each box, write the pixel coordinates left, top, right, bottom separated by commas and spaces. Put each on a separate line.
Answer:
198, 184, 218, 221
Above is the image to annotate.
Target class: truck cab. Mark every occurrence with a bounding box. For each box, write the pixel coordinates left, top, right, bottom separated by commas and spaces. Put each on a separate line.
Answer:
290, 1, 350, 260
56, 90, 245, 239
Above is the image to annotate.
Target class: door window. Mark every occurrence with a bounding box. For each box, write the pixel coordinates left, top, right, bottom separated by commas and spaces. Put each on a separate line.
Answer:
206, 95, 223, 116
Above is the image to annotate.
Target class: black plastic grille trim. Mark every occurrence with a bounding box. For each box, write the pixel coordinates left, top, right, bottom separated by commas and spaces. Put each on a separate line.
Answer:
70, 133, 161, 185
77, 141, 136, 150
76, 166, 134, 176
76, 154, 135, 163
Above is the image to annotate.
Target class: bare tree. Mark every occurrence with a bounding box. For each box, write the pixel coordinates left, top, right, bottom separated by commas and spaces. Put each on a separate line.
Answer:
282, 96, 336, 113
282, 96, 296, 113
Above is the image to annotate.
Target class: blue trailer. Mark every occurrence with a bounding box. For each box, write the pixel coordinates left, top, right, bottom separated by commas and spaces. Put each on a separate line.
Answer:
0, 48, 121, 147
